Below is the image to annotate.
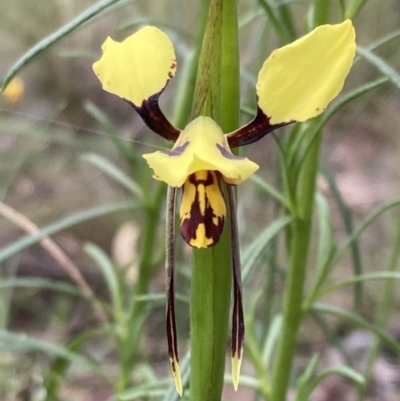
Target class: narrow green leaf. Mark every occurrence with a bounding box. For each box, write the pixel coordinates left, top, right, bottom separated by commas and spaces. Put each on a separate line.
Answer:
295, 353, 320, 401
84, 242, 123, 317
301, 365, 364, 401
0, 201, 138, 263
315, 193, 335, 275
304, 193, 336, 309
242, 215, 293, 281
321, 162, 363, 311
277, 1, 296, 41
45, 327, 110, 397
250, 175, 293, 212
81, 153, 143, 198
0, 329, 106, 379
117, 379, 169, 400
261, 314, 282, 366
257, 0, 292, 44
0, 0, 139, 90
368, 29, 400, 51
312, 303, 400, 355
0, 277, 84, 297
316, 272, 400, 301
84, 101, 137, 167
357, 46, 400, 89
296, 77, 389, 182
335, 197, 400, 265
345, 0, 369, 19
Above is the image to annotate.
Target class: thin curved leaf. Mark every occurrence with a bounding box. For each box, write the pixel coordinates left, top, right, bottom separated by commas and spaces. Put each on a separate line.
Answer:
357, 46, 400, 89
81, 153, 143, 198
317, 272, 400, 301
0, 329, 107, 379
311, 303, 400, 355
335, 197, 400, 265
242, 215, 293, 281
0, 201, 139, 263
1, 0, 136, 90
0, 277, 83, 297
84, 242, 124, 324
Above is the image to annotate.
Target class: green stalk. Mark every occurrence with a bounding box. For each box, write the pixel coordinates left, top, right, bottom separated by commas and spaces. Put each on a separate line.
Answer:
271, 129, 322, 401
190, 0, 240, 400
312, 0, 331, 27
117, 183, 166, 391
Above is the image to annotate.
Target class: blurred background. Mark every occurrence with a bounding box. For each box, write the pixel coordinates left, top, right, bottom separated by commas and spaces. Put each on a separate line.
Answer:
1, 0, 400, 400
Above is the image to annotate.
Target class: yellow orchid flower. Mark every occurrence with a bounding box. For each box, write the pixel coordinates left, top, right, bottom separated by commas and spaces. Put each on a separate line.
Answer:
93, 21, 356, 395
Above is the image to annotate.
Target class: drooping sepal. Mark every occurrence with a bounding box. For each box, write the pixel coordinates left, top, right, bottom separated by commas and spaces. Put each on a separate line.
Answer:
165, 187, 183, 396
231, 276, 244, 391
180, 171, 226, 248
227, 186, 244, 390
167, 296, 183, 396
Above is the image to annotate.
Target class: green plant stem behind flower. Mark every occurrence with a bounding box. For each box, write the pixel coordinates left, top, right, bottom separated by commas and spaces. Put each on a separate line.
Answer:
271, 124, 323, 401
190, 0, 240, 400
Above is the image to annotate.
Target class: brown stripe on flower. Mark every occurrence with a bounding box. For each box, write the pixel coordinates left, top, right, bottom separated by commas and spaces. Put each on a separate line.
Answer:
125, 93, 180, 143
227, 106, 294, 148
216, 143, 245, 160
180, 171, 225, 247
162, 141, 190, 156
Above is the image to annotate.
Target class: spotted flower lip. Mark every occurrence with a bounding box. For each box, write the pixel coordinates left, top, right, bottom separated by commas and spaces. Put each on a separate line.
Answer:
142, 117, 259, 187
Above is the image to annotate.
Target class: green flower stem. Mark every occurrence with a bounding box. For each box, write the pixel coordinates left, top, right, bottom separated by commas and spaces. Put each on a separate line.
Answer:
191, 233, 232, 401
271, 130, 322, 401
190, 0, 240, 400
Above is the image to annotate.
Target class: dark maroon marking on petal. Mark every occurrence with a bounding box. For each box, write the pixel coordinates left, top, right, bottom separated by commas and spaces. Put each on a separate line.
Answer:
162, 141, 190, 156
227, 105, 295, 148
180, 172, 225, 247
171, 62, 177, 69
216, 144, 245, 160
125, 92, 180, 143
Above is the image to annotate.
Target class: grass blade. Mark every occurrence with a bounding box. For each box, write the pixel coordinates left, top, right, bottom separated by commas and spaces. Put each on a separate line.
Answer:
311, 303, 400, 355
0, 329, 107, 380
84, 242, 123, 319
242, 215, 293, 281
357, 46, 400, 89
1, 0, 132, 90
0, 201, 138, 263
321, 163, 363, 310
81, 153, 143, 199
